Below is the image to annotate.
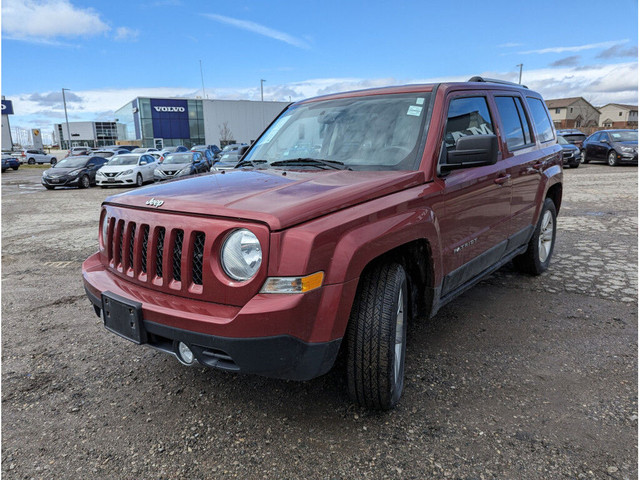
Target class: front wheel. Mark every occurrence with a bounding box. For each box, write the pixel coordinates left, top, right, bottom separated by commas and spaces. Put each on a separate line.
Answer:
346, 262, 408, 410
136, 173, 143, 187
79, 175, 90, 189
513, 198, 557, 275
28, 158, 35, 165
50, 158, 57, 166
607, 150, 618, 166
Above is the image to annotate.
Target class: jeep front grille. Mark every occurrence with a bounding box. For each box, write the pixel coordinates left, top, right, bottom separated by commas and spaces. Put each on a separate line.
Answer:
107, 219, 206, 289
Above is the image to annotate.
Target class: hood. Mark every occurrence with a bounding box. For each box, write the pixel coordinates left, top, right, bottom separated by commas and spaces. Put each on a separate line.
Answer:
100, 164, 138, 173
44, 166, 83, 175
614, 141, 638, 147
560, 144, 579, 151
158, 162, 190, 171
105, 168, 426, 230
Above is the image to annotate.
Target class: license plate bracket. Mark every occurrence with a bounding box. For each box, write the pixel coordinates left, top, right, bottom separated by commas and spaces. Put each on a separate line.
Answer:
102, 291, 146, 344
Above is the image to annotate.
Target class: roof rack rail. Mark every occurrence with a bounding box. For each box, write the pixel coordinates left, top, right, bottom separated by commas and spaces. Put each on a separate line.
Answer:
468, 76, 528, 89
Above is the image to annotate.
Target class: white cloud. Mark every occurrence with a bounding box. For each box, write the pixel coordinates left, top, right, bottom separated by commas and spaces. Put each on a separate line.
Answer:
6, 63, 637, 130
2, 0, 109, 40
201, 13, 310, 49
519, 40, 628, 55
114, 27, 139, 42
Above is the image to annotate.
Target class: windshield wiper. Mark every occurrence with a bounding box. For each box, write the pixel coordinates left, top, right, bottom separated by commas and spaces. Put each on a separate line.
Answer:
235, 159, 267, 168
270, 158, 350, 170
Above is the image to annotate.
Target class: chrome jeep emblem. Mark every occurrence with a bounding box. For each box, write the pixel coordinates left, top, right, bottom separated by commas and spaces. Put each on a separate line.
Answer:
145, 198, 164, 208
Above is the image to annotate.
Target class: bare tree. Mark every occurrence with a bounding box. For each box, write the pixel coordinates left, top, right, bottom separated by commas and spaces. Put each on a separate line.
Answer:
218, 122, 235, 147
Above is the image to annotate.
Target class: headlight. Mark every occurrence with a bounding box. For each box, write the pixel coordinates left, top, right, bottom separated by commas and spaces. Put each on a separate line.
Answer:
177, 167, 191, 176
67, 169, 81, 177
100, 214, 109, 250
96, 170, 105, 177
621, 146, 635, 153
221, 229, 262, 281
120, 169, 133, 176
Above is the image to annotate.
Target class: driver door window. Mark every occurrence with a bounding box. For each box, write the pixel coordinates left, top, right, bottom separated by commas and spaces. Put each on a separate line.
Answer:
443, 97, 494, 152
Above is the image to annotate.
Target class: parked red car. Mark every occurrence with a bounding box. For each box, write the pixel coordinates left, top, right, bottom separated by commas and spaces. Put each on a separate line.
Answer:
83, 77, 562, 409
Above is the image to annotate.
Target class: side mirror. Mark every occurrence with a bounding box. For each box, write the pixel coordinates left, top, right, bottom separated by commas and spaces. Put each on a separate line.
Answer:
600, 139, 608, 143
442, 135, 498, 172
139, 160, 147, 165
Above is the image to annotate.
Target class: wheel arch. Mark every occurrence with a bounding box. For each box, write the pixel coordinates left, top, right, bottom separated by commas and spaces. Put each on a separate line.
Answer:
545, 182, 562, 215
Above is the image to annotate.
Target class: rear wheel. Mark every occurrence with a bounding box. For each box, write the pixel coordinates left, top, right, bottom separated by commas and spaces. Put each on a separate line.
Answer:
11, 166, 18, 170
50, 158, 57, 166
346, 262, 408, 410
28, 158, 35, 165
581, 150, 589, 164
513, 198, 557, 275
607, 150, 618, 166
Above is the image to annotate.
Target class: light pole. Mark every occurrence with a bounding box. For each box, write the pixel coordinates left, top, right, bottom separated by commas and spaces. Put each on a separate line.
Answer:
199, 60, 207, 99
516, 64, 523, 85
61, 88, 71, 150
260, 79, 266, 126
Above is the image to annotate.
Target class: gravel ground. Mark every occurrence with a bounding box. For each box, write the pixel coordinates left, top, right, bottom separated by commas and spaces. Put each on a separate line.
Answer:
2, 163, 637, 479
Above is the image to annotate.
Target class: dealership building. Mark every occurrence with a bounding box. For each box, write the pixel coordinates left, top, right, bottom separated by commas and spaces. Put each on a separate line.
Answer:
114, 97, 290, 149
53, 121, 122, 149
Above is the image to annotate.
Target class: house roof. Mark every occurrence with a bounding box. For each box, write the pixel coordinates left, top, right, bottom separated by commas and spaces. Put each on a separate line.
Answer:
599, 103, 638, 111
545, 97, 584, 109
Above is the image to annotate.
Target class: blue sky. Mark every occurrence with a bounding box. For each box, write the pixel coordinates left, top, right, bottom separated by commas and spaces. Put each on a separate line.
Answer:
2, 0, 638, 139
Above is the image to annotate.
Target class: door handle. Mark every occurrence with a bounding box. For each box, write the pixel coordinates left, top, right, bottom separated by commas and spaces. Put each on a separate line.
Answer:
494, 174, 511, 185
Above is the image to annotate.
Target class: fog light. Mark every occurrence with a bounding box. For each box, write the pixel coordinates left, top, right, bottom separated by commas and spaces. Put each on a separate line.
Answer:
177, 342, 195, 365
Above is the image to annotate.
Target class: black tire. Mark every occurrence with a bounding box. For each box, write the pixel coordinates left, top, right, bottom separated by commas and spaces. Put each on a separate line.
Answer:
607, 150, 618, 166
28, 158, 35, 165
513, 198, 557, 275
12, 166, 19, 170
136, 173, 143, 187
570, 160, 579, 169
44, 185, 54, 190
79, 175, 90, 189
581, 150, 589, 164
346, 262, 408, 410
50, 158, 57, 166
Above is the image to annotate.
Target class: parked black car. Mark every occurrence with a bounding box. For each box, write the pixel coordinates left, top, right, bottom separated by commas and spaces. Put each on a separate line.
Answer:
190, 146, 216, 167
153, 151, 209, 181
41, 155, 108, 189
557, 136, 581, 168
581, 130, 638, 166
556, 129, 587, 149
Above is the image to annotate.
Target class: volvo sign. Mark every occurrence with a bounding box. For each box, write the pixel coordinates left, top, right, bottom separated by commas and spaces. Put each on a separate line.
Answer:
150, 99, 189, 139
1, 100, 14, 115
154, 106, 185, 113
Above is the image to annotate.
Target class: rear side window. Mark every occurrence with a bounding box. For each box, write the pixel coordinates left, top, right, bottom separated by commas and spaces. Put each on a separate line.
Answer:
526, 97, 554, 143
495, 96, 533, 150
444, 96, 494, 149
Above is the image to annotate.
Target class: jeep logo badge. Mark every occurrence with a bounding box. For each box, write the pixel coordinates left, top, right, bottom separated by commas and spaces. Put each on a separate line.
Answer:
153, 106, 185, 113
146, 198, 164, 208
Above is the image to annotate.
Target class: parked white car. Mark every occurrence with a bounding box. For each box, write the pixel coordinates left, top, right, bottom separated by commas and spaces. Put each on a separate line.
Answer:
96, 153, 157, 188
20, 149, 57, 165
131, 147, 159, 153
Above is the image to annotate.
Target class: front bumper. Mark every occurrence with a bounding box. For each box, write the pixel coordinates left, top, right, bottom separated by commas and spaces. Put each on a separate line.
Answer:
83, 253, 356, 380
96, 173, 136, 185
42, 176, 80, 187
562, 150, 581, 166
618, 152, 638, 164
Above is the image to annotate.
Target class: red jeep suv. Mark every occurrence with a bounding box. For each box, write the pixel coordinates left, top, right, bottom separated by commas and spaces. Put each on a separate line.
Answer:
83, 77, 562, 409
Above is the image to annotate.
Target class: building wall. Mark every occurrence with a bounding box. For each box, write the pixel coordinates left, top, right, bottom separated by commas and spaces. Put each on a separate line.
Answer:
547, 99, 600, 127
599, 104, 639, 127
202, 99, 289, 146
54, 121, 121, 148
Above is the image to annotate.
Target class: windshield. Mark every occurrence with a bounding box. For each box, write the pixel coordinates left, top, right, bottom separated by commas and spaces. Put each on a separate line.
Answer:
163, 153, 193, 164
94, 151, 114, 157
563, 134, 586, 142
243, 93, 431, 171
108, 154, 139, 166
610, 131, 638, 142
131, 148, 147, 153
55, 156, 89, 168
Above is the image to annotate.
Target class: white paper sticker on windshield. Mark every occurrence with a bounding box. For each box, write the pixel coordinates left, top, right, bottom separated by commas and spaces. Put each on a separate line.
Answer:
261, 115, 291, 144
416, 98, 425, 105
407, 105, 423, 116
